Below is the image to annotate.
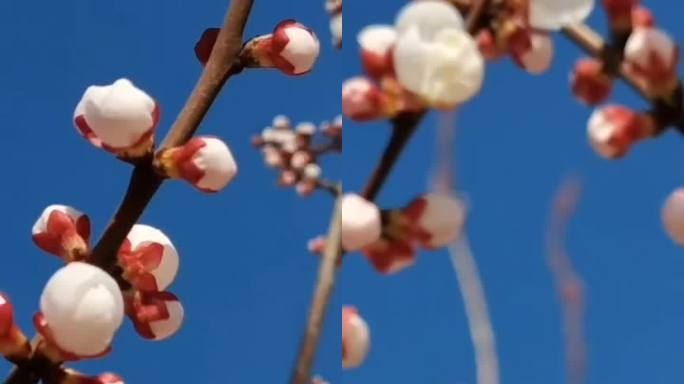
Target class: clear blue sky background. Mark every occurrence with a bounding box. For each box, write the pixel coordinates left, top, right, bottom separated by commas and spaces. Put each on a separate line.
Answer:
0, 1, 341, 382
342, 1, 684, 384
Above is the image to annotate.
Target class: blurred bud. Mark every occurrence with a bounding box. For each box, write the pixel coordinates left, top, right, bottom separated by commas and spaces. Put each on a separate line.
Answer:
511, 31, 554, 74
118, 224, 179, 293
342, 306, 370, 369
663, 188, 684, 246
363, 237, 416, 274
296, 180, 318, 197
242, 20, 320, 76
529, 0, 594, 31
290, 151, 312, 170
32, 205, 91, 262
330, 13, 342, 48
126, 291, 184, 341
0, 293, 31, 361
74, 79, 159, 158
295, 122, 317, 136
307, 235, 327, 254
156, 136, 238, 193
263, 147, 285, 168
476, 29, 503, 60
59, 369, 124, 384
624, 27, 679, 96
39, 262, 124, 358
279, 169, 298, 186
194, 28, 220, 66
587, 105, 653, 159
570, 58, 613, 105
342, 77, 387, 121
358, 25, 397, 78
341, 194, 381, 252
303, 163, 322, 181
602, 0, 638, 30
631, 5, 654, 27
404, 194, 465, 248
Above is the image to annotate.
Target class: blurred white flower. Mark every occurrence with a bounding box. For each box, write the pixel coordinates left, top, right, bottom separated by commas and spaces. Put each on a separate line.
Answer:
342, 306, 370, 369
529, 0, 595, 31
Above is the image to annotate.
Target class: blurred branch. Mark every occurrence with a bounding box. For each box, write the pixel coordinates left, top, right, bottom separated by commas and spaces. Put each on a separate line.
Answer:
4, 1, 255, 383
433, 112, 500, 384
546, 177, 587, 384
290, 190, 342, 384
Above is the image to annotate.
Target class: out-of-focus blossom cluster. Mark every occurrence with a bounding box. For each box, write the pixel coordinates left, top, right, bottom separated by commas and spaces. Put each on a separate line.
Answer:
326, 0, 342, 48
75, 79, 239, 193
196, 20, 320, 76
327, 193, 465, 274
568, 1, 680, 159
343, 0, 485, 120
252, 115, 341, 197
342, 306, 370, 369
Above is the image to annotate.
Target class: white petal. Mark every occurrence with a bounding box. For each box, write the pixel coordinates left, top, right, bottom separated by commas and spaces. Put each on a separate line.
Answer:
32, 205, 84, 236
341, 194, 382, 251
281, 26, 321, 74
357, 25, 396, 55
40, 262, 124, 356
530, 0, 595, 31
342, 308, 370, 369
149, 299, 184, 340
419, 194, 465, 247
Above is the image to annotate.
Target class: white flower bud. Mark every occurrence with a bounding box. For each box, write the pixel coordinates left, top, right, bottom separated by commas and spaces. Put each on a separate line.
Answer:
271, 20, 321, 75
129, 292, 184, 341
32, 205, 90, 261
119, 224, 179, 292
624, 27, 678, 88
303, 164, 322, 180
408, 194, 465, 248
511, 32, 554, 74
342, 306, 370, 369
40, 262, 124, 357
587, 105, 645, 159
341, 194, 382, 252
74, 79, 158, 155
358, 25, 397, 78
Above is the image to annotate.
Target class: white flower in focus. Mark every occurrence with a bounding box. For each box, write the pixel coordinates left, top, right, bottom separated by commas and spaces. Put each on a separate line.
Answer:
342, 306, 370, 369
394, 27, 484, 107
341, 194, 382, 252
529, 0, 595, 31
663, 188, 684, 246
40, 262, 124, 356
74, 79, 158, 155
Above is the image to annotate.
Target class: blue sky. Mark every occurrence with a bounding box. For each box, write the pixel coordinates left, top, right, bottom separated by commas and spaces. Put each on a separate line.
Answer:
0, 0, 341, 382
342, 1, 684, 383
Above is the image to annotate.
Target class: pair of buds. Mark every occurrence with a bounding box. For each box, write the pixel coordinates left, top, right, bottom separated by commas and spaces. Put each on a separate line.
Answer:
341, 193, 465, 274
74, 79, 238, 193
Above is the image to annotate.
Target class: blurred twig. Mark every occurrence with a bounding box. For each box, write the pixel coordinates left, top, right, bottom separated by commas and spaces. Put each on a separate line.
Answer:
433, 112, 500, 384
4, 1, 255, 383
546, 177, 587, 384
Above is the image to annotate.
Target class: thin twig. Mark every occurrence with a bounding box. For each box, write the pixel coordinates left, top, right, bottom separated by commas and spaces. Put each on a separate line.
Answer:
4, 1, 254, 383
546, 177, 587, 384
289, 189, 342, 384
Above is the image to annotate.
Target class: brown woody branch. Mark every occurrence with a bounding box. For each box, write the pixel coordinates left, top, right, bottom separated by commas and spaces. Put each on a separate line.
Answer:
4, 1, 254, 383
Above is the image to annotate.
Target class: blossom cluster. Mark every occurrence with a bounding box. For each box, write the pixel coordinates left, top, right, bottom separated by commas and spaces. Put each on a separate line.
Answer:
252, 115, 341, 197
569, 1, 680, 159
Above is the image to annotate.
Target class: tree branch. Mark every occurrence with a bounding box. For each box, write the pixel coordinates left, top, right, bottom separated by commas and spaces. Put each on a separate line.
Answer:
4, 1, 254, 382
289, 189, 342, 384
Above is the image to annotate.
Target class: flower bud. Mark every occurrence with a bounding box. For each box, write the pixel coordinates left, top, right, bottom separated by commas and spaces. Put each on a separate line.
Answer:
118, 224, 179, 292
587, 105, 652, 158
0, 293, 31, 361
358, 25, 396, 78
74, 79, 159, 157
330, 13, 342, 48
59, 369, 125, 384
296, 180, 318, 197
631, 6, 653, 27
342, 306, 370, 369
290, 151, 312, 170
403, 194, 465, 248
39, 262, 124, 358
341, 194, 381, 252
529, 0, 595, 31
303, 163, 322, 181
126, 291, 184, 341
570, 58, 613, 105
194, 28, 220, 66
624, 27, 679, 95
511, 32, 554, 75
32, 205, 91, 262
156, 136, 238, 193
602, 0, 638, 30
663, 188, 684, 246
342, 77, 386, 121
242, 20, 320, 76
476, 29, 503, 61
